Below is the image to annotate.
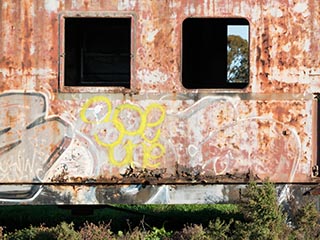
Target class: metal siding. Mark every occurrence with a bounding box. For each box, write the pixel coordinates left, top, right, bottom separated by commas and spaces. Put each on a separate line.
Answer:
0, 0, 318, 203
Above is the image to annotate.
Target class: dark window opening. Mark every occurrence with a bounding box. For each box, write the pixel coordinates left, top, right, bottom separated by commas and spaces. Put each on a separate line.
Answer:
64, 17, 131, 88
182, 18, 249, 89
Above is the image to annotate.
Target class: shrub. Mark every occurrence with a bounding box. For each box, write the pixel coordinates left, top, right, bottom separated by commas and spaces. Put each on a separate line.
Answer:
290, 200, 320, 240
207, 217, 233, 240
6, 225, 56, 240
53, 222, 81, 240
233, 181, 289, 240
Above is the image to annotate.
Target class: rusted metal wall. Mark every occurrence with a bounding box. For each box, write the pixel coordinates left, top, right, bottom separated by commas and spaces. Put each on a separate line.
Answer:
0, 0, 319, 204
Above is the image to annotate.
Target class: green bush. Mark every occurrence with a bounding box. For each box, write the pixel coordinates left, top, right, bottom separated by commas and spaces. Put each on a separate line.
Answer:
145, 226, 172, 240
233, 181, 289, 240
290, 200, 320, 240
207, 217, 233, 240
53, 222, 81, 240
6, 225, 56, 240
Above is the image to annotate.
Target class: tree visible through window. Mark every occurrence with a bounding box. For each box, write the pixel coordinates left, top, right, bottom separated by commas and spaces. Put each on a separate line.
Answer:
227, 35, 249, 83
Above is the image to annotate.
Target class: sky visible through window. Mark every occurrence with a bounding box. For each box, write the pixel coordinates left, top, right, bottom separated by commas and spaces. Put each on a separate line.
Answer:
227, 25, 249, 40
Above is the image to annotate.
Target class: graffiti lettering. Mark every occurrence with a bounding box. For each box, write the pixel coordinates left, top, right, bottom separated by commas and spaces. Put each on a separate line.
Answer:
143, 142, 165, 168
80, 96, 166, 168
0, 149, 44, 182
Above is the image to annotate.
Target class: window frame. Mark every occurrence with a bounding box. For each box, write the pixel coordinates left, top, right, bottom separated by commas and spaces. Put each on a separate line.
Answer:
59, 12, 135, 93
181, 17, 250, 90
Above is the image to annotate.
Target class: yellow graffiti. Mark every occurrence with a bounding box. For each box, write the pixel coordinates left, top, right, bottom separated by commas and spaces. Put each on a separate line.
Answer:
145, 103, 166, 127
142, 142, 165, 168
113, 103, 147, 136
80, 96, 112, 123
108, 140, 136, 167
141, 103, 166, 143
81, 96, 166, 168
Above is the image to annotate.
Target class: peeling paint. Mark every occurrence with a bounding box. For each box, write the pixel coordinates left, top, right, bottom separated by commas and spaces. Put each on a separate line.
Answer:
137, 69, 169, 84
293, 2, 308, 14
269, 7, 283, 18
44, 0, 59, 12
118, 0, 137, 10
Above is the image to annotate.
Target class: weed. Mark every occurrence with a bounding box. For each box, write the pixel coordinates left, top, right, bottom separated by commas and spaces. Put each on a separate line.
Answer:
172, 223, 208, 240
145, 226, 172, 240
79, 221, 114, 240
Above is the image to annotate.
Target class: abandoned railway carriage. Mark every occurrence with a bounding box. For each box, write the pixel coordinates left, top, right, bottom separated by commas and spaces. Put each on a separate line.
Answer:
0, 0, 319, 204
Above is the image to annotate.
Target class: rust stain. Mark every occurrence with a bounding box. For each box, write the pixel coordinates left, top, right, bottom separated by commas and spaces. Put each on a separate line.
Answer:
50, 164, 260, 185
